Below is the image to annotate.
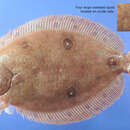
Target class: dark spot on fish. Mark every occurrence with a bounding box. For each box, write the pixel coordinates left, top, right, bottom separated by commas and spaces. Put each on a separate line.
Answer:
107, 57, 118, 66
96, 76, 101, 80
32, 67, 40, 75
63, 38, 73, 50
21, 41, 29, 49
67, 87, 76, 98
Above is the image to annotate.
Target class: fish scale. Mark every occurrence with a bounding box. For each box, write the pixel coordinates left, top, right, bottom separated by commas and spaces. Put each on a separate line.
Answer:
0, 15, 129, 124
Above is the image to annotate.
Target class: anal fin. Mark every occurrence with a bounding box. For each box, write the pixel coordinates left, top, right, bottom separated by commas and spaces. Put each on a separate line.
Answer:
16, 75, 124, 124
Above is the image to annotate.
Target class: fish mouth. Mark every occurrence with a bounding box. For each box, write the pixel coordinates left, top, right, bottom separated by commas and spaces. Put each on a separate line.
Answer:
0, 64, 14, 96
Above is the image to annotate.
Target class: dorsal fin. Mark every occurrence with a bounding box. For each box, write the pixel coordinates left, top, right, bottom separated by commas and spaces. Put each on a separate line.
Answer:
16, 75, 124, 124
0, 15, 124, 51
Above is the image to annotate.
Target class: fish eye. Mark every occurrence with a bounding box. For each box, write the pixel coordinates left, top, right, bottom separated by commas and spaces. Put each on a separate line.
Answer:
107, 57, 118, 66
66, 87, 76, 98
0, 64, 13, 96
63, 38, 73, 50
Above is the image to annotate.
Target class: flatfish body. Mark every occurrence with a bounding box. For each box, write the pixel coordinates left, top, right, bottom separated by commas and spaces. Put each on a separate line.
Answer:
0, 15, 129, 124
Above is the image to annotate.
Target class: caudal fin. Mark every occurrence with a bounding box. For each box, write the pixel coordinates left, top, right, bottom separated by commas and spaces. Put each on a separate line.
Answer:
122, 52, 130, 74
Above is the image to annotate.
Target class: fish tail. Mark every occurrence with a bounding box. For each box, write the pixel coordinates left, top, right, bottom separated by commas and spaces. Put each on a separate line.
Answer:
121, 52, 130, 74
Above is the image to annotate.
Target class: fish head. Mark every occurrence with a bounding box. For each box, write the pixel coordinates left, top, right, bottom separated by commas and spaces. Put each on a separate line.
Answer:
0, 63, 13, 96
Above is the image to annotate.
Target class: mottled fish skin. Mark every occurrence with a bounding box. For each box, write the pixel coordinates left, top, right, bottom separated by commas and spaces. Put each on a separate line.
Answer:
0, 30, 121, 111
0, 15, 129, 124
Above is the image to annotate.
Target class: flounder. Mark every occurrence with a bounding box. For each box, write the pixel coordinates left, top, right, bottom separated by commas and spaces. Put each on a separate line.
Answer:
0, 15, 129, 124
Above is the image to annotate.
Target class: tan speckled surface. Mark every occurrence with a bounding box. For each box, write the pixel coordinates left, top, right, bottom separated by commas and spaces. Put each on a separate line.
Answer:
0, 30, 123, 112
